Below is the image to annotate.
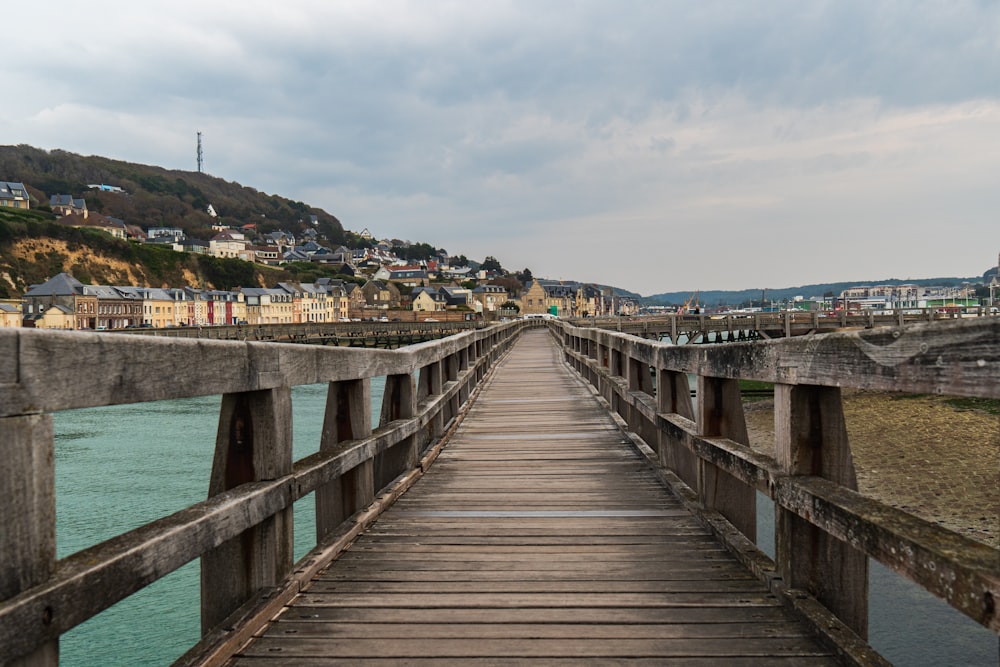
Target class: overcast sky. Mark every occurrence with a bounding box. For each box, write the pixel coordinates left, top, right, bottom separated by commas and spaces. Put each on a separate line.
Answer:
5, 1, 999, 295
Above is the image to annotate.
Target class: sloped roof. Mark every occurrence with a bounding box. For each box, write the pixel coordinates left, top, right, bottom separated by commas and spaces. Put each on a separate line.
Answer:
25, 272, 85, 297
0, 182, 28, 201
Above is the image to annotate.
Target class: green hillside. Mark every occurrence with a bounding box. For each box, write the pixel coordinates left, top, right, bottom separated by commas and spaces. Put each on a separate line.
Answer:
0, 145, 346, 243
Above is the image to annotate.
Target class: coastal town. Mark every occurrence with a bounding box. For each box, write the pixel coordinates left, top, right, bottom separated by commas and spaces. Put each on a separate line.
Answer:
1, 179, 996, 330
1, 179, 645, 329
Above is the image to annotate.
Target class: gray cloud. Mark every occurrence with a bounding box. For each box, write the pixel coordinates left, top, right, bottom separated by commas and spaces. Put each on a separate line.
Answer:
4, 0, 1000, 294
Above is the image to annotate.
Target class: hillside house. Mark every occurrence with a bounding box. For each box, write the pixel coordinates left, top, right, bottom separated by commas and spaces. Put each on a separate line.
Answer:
361, 280, 400, 309
251, 246, 282, 266
375, 265, 429, 287
411, 287, 446, 312
56, 213, 127, 239
50, 194, 88, 218
439, 286, 472, 309
210, 231, 252, 260
521, 280, 579, 317
471, 284, 508, 318
148, 227, 185, 241
0, 182, 30, 209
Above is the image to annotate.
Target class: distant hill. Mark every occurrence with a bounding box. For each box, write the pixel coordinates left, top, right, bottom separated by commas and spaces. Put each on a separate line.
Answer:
0, 145, 346, 244
644, 277, 986, 308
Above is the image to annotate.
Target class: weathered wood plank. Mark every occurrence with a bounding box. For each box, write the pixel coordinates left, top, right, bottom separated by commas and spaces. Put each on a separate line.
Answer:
229, 658, 840, 667
237, 636, 832, 659
229, 658, 839, 666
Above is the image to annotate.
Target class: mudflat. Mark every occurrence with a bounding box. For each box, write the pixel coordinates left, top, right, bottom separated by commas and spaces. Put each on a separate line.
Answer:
743, 389, 999, 548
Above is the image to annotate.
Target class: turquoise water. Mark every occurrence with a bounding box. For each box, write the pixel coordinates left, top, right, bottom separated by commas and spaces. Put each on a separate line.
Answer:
54, 380, 384, 666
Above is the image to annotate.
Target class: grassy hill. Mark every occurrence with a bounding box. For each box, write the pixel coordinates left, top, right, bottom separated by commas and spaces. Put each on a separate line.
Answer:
0, 145, 373, 298
0, 144, 346, 244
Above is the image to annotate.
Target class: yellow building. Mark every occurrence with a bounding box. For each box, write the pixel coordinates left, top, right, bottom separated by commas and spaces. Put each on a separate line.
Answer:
35, 305, 76, 329
0, 301, 22, 327
412, 288, 445, 312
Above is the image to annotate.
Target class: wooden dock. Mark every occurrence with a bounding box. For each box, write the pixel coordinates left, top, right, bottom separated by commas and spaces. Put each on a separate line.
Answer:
228, 329, 836, 665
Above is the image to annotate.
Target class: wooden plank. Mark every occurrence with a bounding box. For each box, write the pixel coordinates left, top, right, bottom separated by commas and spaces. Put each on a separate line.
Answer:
229, 329, 835, 664
237, 636, 832, 659
256, 621, 819, 639
229, 658, 839, 667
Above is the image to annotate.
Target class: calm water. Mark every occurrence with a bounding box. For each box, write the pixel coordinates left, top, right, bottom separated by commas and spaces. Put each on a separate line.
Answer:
756, 492, 996, 666
54, 380, 384, 666
52, 379, 995, 665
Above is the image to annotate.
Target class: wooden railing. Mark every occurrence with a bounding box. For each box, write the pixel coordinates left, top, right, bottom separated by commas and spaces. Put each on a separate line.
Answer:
0, 320, 535, 665
576, 308, 998, 343
115, 319, 483, 342
553, 317, 1000, 660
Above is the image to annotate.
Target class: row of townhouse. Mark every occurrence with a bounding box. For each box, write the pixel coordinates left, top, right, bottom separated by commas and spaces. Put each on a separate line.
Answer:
19, 273, 361, 329
17, 271, 634, 330
520, 280, 639, 318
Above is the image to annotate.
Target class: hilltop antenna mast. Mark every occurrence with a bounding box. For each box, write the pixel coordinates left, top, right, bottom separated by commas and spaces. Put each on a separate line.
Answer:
197, 132, 203, 173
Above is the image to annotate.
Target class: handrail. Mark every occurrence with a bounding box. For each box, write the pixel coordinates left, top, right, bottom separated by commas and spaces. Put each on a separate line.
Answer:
551, 317, 1000, 653
572, 308, 997, 343
0, 320, 538, 665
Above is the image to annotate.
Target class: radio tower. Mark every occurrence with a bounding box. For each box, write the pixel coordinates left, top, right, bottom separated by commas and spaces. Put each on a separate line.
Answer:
197, 132, 203, 173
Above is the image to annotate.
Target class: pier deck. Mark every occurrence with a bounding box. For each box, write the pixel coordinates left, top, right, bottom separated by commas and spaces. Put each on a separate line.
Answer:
228, 329, 836, 665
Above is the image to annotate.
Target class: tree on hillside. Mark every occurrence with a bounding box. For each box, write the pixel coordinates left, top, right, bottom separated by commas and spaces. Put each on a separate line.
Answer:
481, 256, 503, 273
514, 267, 533, 283
489, 275, 523, 297
393, 242, 438, 262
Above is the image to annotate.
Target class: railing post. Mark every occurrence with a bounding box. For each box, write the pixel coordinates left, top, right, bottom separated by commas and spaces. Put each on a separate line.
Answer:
474, 339, 485, 381
458, 345, 472, 404
0, 414, 57, 666
375, 373, 418, 491
315, 379, 373, 540
202, 387, 294, 634
418, 361, 444, 441
774, 383, 868, 638
656, 369, 697, 488
445, 352, 460, 423
627, 354, 656, 445
696, 376, 756, 541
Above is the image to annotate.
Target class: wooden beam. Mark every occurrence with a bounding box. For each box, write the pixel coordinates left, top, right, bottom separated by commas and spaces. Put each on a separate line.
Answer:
774, 384, 868, 638
696, 376, 756, 542
316, 379, 373, 540
201, 387, 294, 634
0, 414, 57, 666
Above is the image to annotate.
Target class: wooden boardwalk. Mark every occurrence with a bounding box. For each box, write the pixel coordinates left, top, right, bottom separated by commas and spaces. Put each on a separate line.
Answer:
228, 329, 837, 665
